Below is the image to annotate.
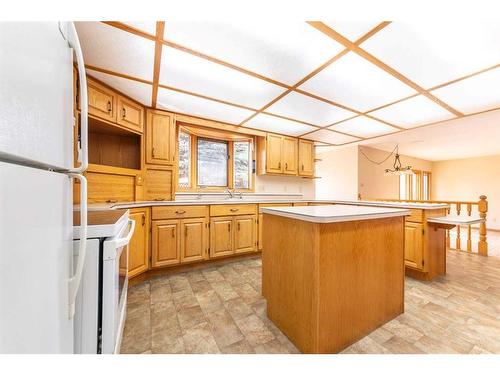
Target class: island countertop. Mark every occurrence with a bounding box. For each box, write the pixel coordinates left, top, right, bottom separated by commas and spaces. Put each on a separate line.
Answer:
260, 204, 411, 223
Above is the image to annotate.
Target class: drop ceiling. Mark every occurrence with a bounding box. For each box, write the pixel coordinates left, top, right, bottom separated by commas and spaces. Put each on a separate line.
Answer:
75, 21, 500, 146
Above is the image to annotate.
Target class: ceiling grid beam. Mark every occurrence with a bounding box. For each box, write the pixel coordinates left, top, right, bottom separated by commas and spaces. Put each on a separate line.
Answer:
306, 21, 464, 117
151, 21, 165, 108
91, 21, 499, 146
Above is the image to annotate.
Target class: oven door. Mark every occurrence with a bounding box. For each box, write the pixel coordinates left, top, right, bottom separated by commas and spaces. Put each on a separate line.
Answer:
101, 218, 135, 354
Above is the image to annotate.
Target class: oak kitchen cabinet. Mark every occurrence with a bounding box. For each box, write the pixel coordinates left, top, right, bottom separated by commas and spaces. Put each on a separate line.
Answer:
258, 134, 313, 176
117, 95, 144, 133
128, 207, 150, 278
86, 79, 117, 123
151, 206, 210, 268
298, 139, 314, 177
146, 109, 176, 165
404, 222, 423, 270
144, 165, 173, 201
209, 204, 258, 258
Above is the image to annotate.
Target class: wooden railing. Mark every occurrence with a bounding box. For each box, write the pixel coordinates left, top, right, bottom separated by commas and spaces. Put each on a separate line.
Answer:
365, 196, 488, 256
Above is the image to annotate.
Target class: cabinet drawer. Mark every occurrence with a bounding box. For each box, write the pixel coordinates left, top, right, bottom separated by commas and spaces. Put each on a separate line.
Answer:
152, 205, 209, 220
210, 204, 257, 217
406, 209, 423, 223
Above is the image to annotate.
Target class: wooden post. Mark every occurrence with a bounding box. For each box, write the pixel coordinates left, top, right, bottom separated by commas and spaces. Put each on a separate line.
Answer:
478, 195, 488, 256
455, 203, 461, 250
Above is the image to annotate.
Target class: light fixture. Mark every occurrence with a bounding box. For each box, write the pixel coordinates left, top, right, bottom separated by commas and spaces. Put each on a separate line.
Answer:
359, 144, 413, 176
384, 146, 413, 176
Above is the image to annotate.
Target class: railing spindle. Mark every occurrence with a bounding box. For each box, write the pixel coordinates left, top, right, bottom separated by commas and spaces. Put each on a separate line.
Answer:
467, 225, 472, 252
478, 195, 488, 256
455, 203, 461, 250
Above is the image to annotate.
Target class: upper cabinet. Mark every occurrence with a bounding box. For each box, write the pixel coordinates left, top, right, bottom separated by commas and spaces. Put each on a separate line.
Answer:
117, 96, 144, 133
258, 134, 312, 177
146, 110, 176, 165
87, 79, 117, 123
265, 134, 283, 173
282, 136, 298, 175
298, 139, 314, 177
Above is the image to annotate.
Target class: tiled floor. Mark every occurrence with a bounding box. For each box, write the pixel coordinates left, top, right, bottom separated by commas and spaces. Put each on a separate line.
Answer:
121, 250, 500, 354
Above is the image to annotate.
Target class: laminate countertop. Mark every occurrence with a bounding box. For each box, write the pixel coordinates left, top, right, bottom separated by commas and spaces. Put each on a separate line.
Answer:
260, 205, 411, 223
85, 199, 448, 211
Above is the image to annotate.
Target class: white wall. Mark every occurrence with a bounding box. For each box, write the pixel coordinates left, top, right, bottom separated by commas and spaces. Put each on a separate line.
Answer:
358, 146, 433, 200
255, 175, 315, 199
314, 146, 358, 199
432, 155, 500, 230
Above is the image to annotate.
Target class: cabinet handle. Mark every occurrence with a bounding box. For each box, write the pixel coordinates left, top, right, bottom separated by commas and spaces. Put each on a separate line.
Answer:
171, 228, 175, 238
230, 208, 239, 212
107, 100, 112, 114
278, 161, 281, 170
105, 199, 117, 203
141, 213, 145, 226
238, 222, 240, 231
285, 162, 288, 170
154, 198, 165, 201
185, 227, 188, 237
175, 210, 186, 214
152, 147, 156, 158
302, 164, 304, 171
227, 223, 231, 232
122, 107, 126, 119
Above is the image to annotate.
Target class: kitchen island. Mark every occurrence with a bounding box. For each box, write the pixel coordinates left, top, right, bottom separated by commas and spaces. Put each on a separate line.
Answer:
261, 205, 410, 354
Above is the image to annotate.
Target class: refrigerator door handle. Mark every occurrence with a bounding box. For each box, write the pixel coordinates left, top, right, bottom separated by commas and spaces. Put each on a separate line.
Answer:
68, 173, 87, 319
61, 22, 88, 174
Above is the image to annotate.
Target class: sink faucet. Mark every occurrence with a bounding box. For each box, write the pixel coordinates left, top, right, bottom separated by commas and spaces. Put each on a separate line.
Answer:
225, 188, 234, 198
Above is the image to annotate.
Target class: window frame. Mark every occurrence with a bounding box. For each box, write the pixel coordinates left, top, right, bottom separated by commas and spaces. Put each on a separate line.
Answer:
399, 170, 432, 200
176, 126, 255, 192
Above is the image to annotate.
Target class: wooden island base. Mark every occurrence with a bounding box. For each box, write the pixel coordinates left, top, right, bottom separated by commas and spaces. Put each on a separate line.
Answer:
262, 214, 405, 354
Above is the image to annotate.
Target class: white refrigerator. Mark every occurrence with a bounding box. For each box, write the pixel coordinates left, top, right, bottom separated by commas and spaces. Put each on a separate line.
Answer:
0, 22, 88, 353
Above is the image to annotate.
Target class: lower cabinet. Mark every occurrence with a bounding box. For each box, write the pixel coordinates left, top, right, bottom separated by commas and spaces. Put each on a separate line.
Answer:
181, 218, 209, 263
404, 222, 424, 270
152, 219, 181, 267
128, 207, 150, 278
152, 217, 209, 268
210, 215, 257, 258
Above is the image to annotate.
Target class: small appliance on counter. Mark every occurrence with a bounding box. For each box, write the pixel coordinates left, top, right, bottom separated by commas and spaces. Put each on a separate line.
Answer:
73, 209, 135, 354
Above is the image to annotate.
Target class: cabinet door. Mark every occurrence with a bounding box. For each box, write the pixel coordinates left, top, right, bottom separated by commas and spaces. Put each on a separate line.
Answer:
144, 166, 172, 201
146, 110, 176, 165
181, 218, 208, 263
266, 134, 283, 173
117, 95, 144, 133
234, 215, 256, 254
152, 220, 180, 267
128, 208, 149, 278
210, 217, 234, 258
404, 222, 423, 270
282, 137, 298, 175
87, 79, 116, 122
298, 139, 314, 176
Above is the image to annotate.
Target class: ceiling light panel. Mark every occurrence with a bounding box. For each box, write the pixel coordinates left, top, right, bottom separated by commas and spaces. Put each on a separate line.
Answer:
76, 22, 155, 81
86, 70, 152, 106
159, 47, 285, 108
323, 21, 381, 42
303, 129, 360, 145
329, 116, 398, 137
360, 21, 500, 88
300, 52, 416, 112
164, 22, 345, 85
244, 114, 318, 136
431, 67, 500, 114
369, 95, 455, 128
157, 87, 255, 124
265, 91, 356, 126
121, 21, 157, 36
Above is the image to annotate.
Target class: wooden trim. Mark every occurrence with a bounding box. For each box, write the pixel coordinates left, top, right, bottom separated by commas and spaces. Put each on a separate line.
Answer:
238, 22, 390, 126
86, 64, 153, 85
151, 22, 165, 108
306, 21, 463, 117
102, 21, 156, 41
